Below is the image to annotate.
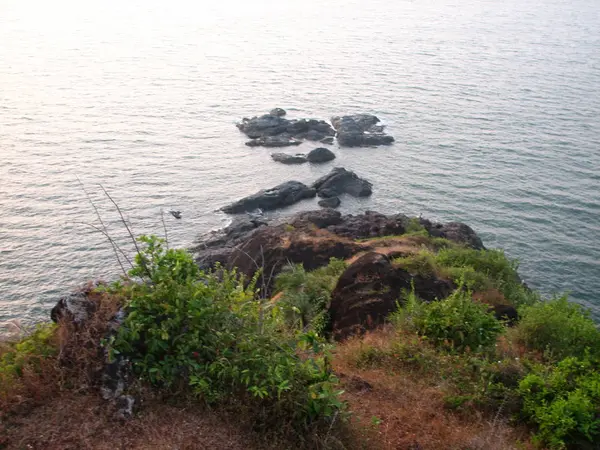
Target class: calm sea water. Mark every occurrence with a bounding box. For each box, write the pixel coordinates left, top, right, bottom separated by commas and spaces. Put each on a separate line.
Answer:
1, 0, 599, 326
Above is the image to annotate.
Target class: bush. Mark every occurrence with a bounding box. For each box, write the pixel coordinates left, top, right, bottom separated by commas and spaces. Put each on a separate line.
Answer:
274, 258, 347, 332
395, 286, 504, 352
519, 356, 600, 448
434, 247, 535, 307
112, 236, 345, 426
517, 296, 600, 361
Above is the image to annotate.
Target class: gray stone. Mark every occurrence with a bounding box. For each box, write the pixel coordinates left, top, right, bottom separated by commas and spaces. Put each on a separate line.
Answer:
320, 137, 335, 145
307, 147, 336, 164
269, 108, 287, 117
271, 152, 308, 164
246, 135, 302, 147
331, 114, 395, 147
312, 167, 373, 198
318, 197, 341, 208
237, 112, 335, 148
221, 181, 316, 214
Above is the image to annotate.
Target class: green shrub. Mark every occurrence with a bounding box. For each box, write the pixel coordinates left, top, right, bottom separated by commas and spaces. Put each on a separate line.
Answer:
113, 236, 345, 426
434, 247, 535, 306
395, 286, 504, 352
274, 258, 347, 332
0, 323, 57, 378
519, 356, 600, 448
393, 251, 437, 276
517, 296, 600, 361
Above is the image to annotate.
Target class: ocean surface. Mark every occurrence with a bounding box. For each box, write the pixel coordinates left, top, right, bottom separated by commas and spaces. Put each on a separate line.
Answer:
1, 0, 599, 327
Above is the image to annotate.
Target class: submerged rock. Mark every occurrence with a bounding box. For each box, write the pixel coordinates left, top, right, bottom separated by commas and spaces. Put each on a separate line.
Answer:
269, 107, 287, 117
331, 114, 395, 147
307, 147, 336, 163
271, 153, 308, 164
221, 181, 316, 214
312, 167, 373, 198
246, 135, 302, 147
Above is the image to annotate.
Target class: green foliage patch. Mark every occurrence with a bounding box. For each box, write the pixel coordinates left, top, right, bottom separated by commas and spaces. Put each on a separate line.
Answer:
112, 236, 345, 427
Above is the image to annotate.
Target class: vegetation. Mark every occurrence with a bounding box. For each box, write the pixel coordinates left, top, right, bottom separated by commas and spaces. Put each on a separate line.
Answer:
392, 284, 504, 352
3, 224, 600, 450
111, 236, 345, 427
274, 258, 347, 333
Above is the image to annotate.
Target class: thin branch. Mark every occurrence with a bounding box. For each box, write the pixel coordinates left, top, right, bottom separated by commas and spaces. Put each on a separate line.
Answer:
161, 209, 169, 250
98, 184, 154, 282
75, 222, 129, 277
76, 176, 132, 274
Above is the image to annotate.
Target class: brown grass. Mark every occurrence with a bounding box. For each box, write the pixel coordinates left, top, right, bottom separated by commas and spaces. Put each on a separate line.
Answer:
333, 329, 532, 450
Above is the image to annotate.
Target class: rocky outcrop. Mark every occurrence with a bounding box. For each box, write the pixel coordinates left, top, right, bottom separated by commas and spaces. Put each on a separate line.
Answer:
194, 210, 485, 291
331, 114, 395, 147
328, 253, 453, 340
271, 153, 308, 164
421, 220, 485, 250
221, 181, 316, 214
307, 147, 336, 163
237, 111, 335, 147
318, 197, 341, 208
312, 167, 373, 198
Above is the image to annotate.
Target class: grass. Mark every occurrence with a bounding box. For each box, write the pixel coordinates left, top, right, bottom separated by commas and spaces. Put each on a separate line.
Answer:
3, 227, 599, 450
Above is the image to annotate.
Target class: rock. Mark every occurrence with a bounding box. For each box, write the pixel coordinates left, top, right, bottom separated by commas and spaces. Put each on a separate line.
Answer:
422, 220, 485, 250
326, 211, 409, 240
331, 114, 395, 147
271, 152, 308, 164
328, 253, 411, 340
320, 137, 335, 145
289, 209, 344, 228
246, 135, 302, 147
51, 291, 97, 324
490, 304, 519, 325
221, 181, 316, 214
193, 210, 487, 295
306, 147, 336, 164
328, 252, 453, 340
269, 107, 287, 117
115, 395, 135, 419
318, 197, 341, 208
237, 112, 335, 148
312, 167, 373, 198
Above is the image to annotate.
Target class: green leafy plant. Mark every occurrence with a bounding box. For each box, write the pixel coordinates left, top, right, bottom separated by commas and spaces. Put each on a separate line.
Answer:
395, 285, 504, 352
519, 355, 600, 448
112, 236, 345, 427
517, 296, 600, 361
274, 258, 347, 332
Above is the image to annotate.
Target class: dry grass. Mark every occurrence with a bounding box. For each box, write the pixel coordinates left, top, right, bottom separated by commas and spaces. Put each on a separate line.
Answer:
333, 329, 533, 450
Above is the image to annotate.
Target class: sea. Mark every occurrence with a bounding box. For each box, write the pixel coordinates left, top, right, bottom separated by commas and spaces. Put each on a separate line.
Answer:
1, 0, 599, 327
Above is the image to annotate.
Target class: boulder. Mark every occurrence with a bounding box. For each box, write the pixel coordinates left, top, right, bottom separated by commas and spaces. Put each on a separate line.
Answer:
312, 167, 373, 198
51, 291, 97, 324
271, 153, 308, 164
326, 211, 409, 240
289, 209, 344, 228
490, 304, 519, 325
331, 114, 395, 147
328, 253, 411, 340
318, 197, 341, 208
328, 252, 454, 340
238, 112, 335, 148
320, 137, 335, 145
422, 220, 485, 250
269, 107, 287, 117
221, 181, 316, 214
307, 147, 336, 164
